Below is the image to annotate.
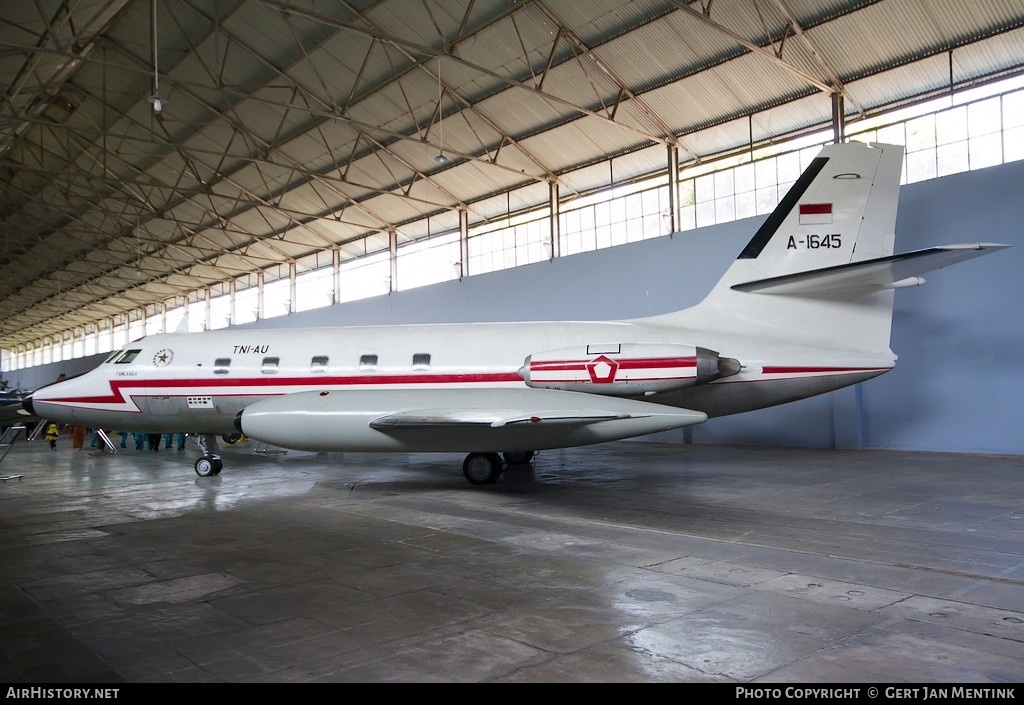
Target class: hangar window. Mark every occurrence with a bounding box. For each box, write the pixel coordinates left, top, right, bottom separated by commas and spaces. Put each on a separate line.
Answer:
261, 357, 280, 374
359, 354, 378, 372
213, 358, 231, 374
310, 356, 329, 373
412, 353, 431, 370
114, 349, 141, 364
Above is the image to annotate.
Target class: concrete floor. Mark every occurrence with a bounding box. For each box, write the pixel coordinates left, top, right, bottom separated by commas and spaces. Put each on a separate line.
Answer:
1, 430, 1023, 683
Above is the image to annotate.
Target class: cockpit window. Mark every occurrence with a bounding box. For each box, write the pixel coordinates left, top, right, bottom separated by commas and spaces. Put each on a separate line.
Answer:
114, 349, 142, 364
104, 351, 122, 363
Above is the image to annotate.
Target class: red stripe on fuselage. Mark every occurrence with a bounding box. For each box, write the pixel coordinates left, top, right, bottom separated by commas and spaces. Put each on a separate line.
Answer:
47, 365, 889, 405
48, 371, 525, 404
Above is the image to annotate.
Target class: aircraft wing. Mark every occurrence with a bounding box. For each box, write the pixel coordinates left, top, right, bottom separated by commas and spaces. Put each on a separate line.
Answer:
0, 389, 30, 425
0, 405, 28, 426
732, 243, 1010, 295
236, 387, 707, 453
370, 408, 647, 430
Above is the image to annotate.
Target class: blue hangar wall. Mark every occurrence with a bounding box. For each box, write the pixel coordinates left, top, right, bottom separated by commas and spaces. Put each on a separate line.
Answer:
14, 158, 1023, 455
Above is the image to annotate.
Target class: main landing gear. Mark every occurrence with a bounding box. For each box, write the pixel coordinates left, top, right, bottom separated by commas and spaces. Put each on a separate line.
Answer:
503, 450, 535, 465
193, 433, 222, 477
462, 450, 536, 485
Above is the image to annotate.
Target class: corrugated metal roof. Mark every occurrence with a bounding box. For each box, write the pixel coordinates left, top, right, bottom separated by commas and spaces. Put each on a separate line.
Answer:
1, 0, 1023, 348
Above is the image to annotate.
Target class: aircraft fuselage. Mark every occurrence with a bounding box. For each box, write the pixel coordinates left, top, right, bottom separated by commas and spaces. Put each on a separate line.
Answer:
27, 317, 891, 447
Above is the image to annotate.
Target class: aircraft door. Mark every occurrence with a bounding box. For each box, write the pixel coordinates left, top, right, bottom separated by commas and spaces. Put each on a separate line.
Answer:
143, 346, 183, 417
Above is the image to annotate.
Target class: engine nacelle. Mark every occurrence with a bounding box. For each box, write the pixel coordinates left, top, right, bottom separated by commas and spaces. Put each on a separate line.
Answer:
518, 343, 740, 397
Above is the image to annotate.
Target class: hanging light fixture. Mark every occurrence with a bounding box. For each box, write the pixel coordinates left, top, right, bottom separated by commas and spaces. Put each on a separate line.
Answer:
434, 55, 447, 164
148, 0, 166, 113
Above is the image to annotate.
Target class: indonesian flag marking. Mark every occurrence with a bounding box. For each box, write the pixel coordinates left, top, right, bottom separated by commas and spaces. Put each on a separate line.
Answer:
799, 202, 832, 225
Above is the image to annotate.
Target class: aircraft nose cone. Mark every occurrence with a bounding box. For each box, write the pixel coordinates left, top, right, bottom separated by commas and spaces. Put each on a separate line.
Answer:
21, 394, 35, 417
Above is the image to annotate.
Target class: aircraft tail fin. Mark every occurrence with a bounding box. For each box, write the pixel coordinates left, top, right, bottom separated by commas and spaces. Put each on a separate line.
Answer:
662, 142, 925, 355
663, 141, 1009, 356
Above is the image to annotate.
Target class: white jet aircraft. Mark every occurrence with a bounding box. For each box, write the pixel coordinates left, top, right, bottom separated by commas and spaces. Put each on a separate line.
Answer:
24, 141, 1008, 485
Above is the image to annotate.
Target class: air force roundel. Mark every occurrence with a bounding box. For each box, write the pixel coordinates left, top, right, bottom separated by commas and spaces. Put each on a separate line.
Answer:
153, 349, 174, 367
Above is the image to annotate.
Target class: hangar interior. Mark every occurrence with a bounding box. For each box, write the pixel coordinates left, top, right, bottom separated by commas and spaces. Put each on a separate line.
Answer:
1, 0, 1022, 454
1, 0, 1023, 685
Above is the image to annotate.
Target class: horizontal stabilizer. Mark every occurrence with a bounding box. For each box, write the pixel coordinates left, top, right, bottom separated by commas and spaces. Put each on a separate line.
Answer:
731, 243, 1010, 295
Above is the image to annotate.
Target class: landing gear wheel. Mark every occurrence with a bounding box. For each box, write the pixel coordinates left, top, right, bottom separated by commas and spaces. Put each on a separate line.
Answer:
463, 452, 503, 485
195, 455, 222, 477
503, 450, 535, 465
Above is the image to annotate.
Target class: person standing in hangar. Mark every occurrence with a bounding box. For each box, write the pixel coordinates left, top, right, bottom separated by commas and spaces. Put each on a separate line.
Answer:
44, 423, 60, 451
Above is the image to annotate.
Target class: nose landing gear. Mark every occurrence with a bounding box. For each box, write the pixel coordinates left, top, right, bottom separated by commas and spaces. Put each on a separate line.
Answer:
193, 433, 223, 477
195, 455, 222, 477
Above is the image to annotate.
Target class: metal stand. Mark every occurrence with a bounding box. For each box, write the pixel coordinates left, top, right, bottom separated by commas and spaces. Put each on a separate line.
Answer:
92, 429, 118, 454
28, 420, 48, 441
1, 425, 26, 480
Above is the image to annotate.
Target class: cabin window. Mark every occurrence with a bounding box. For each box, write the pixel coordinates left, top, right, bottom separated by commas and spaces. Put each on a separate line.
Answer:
261, 357, 280, 374
412, 353, 431, 370
213, 358, 231, 374
359, 354, 378, 372
310, 356, 329, 373
114, 349, 141, 364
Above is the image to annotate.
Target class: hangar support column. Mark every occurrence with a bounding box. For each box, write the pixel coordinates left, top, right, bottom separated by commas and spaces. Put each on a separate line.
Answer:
204, 288, 211, 332
289, 262, 297, 314
388, 228, 398, 293
832, 92, 846, 143
257, 271, 264, 322
332, 248, 340, 304
548, 181, 560, 260
459, 208, 468, 278
667, 143, 680, 234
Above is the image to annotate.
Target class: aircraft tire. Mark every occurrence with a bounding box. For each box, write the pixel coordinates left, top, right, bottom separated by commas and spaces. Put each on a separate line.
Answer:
463, 452, 503, 485
502, 450, 535, 465
195, 455, 218, 477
